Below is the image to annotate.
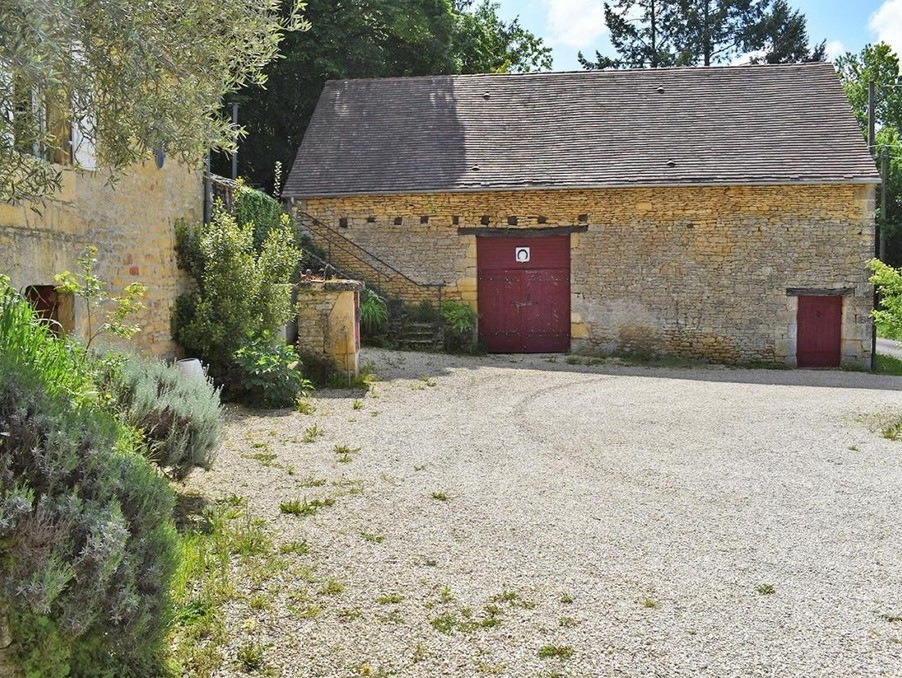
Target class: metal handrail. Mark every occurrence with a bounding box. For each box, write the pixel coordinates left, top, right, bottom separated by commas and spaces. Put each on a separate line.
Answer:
298, 211, 443, 297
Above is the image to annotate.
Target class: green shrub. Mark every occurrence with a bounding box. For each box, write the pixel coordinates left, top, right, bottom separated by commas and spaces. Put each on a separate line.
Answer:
0, 284, 179, 676
174, 205, 300, 379
441, 300, 477, 353
102, 354, 223, 479
359, 289, 389, 338
441, 300, 476, 334
233, 332, 313, 408
407, 300, 441, 323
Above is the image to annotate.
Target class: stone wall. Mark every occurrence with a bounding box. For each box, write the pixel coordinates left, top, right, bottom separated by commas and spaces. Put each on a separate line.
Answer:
295, 280, 363, 377
0, 161, 202, 357
300, 184, 875, 367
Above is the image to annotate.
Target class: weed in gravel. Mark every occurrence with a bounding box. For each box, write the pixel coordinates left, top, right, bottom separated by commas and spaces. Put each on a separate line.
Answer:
756, 584, 776, 595
280, 497, 334, 516
293, 603, 321, 619
279, 539, 310, 556
222, 493, 247, 507
414, 464, 426, 471
430, 613, 458, 633
881, 613, 902, 623
431, 491, 449, 501
370, 410, 381, 417
362, 532, 384, 543
353, 399, 363, 409
231, 515, 271, 557
236, 640, 267, 671
475, 661, 507, 674
319, 579, 345, 595
377, 593, 404, 604
287, 465, 295, 475
302, 423, 325, 443
640, 597, 659, 609
244, 451, 277, 466
411, 643, 429, 663
170, 502, 273, 675
338, 607, 362, 623
332, 478, 366, 495
559, 593, 574, 604
439, 585, 455, 603
298, 476, 327, 488
559, 617, 578, 628
490, 590, 536, 609
248, 593, 271, 611
335, 444, 361, 463
849, 445, 860, 452
295, 398, 317, 415
538, 644, 574, 660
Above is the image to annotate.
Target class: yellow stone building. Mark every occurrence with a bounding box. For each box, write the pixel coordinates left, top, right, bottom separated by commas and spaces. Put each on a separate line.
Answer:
0, 161, 202, 357
285, 64, 880, 368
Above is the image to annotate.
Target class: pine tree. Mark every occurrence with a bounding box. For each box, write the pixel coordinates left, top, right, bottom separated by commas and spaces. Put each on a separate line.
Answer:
749, 0, 826, 64
578, 0, 682, 69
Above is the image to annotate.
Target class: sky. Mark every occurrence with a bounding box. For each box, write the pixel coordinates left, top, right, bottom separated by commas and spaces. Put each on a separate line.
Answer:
494, 0, 902, 70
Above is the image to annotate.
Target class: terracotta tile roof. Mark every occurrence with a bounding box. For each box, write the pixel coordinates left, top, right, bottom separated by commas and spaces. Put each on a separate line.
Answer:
283, 63, 879, 199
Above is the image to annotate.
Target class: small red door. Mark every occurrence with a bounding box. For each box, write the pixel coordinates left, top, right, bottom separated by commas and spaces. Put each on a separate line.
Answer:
797, 296, 842, 368
477, 235, 570, 353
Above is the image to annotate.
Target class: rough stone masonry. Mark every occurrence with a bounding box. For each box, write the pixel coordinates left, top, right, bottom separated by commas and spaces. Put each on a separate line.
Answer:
300, 182, 875, 367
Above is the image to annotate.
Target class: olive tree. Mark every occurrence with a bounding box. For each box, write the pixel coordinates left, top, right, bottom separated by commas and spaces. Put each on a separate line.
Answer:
0, 0, 308, 203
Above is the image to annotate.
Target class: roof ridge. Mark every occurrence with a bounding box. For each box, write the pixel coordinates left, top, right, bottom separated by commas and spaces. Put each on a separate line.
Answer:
323, 62, 835, 87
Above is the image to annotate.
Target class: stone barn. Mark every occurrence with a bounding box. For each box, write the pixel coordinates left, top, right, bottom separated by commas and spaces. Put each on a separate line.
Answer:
284, 63, 880, 368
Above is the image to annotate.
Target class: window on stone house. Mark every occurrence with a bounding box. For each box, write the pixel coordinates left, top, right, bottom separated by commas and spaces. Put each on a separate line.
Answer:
8, 76, 95, 168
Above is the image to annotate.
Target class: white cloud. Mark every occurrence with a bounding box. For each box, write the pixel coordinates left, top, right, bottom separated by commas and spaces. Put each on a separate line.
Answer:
541, 0, 607, 49
824, 40, 845, 61
730, 50, 767, 66
870, 0, 902, 53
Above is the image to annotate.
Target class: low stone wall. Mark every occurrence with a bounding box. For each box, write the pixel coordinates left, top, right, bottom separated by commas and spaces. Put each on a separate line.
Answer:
300, 183, 875, 367
295, 279, 364, 377
0, 161, 202, 358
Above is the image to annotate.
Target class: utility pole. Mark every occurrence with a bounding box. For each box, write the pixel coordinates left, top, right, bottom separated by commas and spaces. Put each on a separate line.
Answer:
868, 81, 876, 155
231, 102, 239, 181
881, 145, 889, 261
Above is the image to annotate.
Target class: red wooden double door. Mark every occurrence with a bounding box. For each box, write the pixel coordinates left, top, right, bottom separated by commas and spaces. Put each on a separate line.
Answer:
477, 235, 570, 353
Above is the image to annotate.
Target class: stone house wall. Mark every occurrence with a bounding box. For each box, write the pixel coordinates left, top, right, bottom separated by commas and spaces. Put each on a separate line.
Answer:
0, 161, 202, 358
299, 183, 875, 367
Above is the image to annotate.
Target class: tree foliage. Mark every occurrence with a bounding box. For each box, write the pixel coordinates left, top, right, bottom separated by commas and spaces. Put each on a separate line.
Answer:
217, 0, 551, 191
836, 43, 902, 265
0, 0, 308, 203
579, 0, 824, 69
579, 0, 683, 69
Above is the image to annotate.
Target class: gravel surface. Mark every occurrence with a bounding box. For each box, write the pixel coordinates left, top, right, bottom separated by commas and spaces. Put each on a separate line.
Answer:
181, 349, 902, 677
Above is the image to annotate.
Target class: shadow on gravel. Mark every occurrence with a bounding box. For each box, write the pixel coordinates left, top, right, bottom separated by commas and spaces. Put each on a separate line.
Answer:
357, 349, 902, 393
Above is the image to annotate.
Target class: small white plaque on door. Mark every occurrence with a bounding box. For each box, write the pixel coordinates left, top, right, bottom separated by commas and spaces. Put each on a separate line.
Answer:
515, 246, 531, 263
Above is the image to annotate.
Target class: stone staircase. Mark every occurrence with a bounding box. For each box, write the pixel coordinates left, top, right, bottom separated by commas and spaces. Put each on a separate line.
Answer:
295, 211, 444, 306
398, 321, 444, 351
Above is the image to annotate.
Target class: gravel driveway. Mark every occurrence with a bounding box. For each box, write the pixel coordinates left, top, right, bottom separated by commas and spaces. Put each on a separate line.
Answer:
182, 349, 902, 677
